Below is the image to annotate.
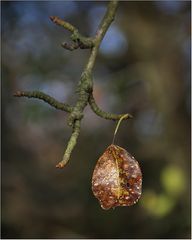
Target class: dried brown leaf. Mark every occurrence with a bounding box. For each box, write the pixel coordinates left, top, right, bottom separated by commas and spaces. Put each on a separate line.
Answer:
92, 144, 142, 210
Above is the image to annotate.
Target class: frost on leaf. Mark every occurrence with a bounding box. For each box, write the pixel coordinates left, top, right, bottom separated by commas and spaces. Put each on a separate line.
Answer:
92, 144, 142, 210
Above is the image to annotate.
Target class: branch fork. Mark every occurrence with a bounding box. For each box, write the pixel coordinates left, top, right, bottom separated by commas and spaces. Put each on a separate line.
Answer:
14, 1, 133, 169
50, 16, 94, 51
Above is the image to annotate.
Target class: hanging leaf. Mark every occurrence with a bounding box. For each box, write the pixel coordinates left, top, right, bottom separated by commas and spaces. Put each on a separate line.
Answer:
92, 144, 142, 210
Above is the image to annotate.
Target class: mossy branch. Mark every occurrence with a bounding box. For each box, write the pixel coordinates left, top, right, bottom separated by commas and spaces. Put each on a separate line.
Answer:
89, 93, 133, 120
50, 16, 94, 50
14, 90, 73, 112
14, 1, 133, 168
56, 120, 81, 168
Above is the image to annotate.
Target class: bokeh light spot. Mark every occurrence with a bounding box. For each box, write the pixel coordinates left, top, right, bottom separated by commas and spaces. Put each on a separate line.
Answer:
141, 191, 175, 218
161, 165, 186, 197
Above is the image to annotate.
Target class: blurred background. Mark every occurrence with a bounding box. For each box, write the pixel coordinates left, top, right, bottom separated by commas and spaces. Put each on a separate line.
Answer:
1, 1, 191, 239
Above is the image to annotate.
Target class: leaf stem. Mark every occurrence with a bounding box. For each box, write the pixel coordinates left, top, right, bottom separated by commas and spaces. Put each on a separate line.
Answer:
112, 114, 129, 144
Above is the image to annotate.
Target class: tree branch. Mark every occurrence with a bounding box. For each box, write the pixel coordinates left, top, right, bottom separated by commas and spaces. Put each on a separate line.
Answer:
15, 1, 133, 168
14, 90, 73, 113
61, 42, 79, 51
89, 93, 133, 120
56, 120, 81, 168
56, 1, 120, 167
50, 16, 94, 50
50, 16, 76, 32
84, 0, 119, 73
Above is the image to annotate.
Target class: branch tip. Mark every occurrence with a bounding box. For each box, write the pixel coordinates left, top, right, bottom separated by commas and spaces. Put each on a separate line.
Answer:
128, 114, 133, 119
50, 15, 75, 32
56, 120, 81, 168
49, 16, 55, 22
61, 42, 78, 51
56, 163, 65, 169
13, 91, 23, 97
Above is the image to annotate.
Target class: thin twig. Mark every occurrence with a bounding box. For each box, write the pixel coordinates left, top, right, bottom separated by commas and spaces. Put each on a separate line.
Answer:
56, 120, 81, 168
84, 0, 119, 73
14, 91, 73, 113
61, 42, 79, 51
50, 16, 94, 49
50, 16, 76, 32
89, 93, 133, 120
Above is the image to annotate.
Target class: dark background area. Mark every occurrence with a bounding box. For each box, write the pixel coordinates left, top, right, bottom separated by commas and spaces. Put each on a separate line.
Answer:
1, 1, 191, 239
